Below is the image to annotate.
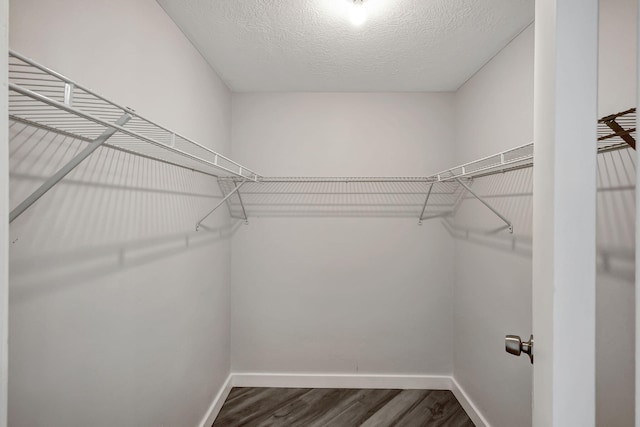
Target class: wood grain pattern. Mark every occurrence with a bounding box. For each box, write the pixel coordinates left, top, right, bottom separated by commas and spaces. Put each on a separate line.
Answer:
212, 388, 474, 426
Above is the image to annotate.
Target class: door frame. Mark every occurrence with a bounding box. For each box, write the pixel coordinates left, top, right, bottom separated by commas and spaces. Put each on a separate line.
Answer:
533, 1, 599, 426
1, 0, 8, 425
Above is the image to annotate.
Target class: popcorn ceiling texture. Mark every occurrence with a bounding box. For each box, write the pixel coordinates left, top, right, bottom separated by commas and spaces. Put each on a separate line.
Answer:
156, 0, 534, 92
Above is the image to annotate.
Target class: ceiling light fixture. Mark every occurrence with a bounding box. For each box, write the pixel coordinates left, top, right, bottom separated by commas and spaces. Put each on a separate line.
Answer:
350, 0, 367, 26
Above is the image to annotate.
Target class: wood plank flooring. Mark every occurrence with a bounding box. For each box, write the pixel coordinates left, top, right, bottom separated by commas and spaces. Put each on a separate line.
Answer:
213, 388, 475, 426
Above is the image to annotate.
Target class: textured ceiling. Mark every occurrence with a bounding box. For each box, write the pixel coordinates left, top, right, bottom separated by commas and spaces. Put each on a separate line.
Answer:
156, 0, 534, 92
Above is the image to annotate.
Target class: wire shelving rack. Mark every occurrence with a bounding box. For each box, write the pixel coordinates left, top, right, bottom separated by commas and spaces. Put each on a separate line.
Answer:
8, 51, 636, 232
217, 108, 635, 232
8, 50, 260, 223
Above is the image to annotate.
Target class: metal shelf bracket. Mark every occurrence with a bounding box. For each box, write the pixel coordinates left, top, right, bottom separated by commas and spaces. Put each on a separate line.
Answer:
9, 112, 132, 223
455, 178, 513, 233
233, 180, 249, 225
418, 184, 434, 225
196, 180, 248, 231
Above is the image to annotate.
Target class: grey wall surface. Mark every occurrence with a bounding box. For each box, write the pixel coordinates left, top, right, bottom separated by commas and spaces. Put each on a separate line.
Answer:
595, 1, 637, 425
453, 25, 535, 427
8, 0, 233, 426
230, 93, 456, 376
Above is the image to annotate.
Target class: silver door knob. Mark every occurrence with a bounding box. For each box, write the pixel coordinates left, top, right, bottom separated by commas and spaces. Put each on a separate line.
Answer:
505, 334, 534, 364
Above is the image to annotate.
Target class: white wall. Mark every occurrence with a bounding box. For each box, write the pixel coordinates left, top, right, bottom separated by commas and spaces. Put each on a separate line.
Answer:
9, 1, 233, 426
453, 25, 535, 427
453, 2, 636, 424
230, 93, 456, 376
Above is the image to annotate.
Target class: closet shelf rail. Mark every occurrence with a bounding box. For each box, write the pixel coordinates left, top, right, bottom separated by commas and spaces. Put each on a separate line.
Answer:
218, 143, 533, 232
216, 176, 467, 223
212, 144, 538, 228
432, 143, 534, 182
8, 50, 261, 223
213, 143, 538, 230
215, 107, 635, 231
8, 50, 635, 231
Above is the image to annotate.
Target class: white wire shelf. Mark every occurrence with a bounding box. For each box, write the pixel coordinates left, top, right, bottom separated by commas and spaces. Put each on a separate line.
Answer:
426, 108, 635, 183
8, 51, 260, 181
8, 50, 260, 222
8, 49, 634, 230
216, 108, 635, 230
213, 144, 539, 223
217, 177, 465, 221
213, 144, 537, 225
432, 143, 534, 182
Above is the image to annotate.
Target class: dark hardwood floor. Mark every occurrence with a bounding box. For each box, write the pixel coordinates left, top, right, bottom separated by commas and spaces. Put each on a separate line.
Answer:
212, 387, 475, 426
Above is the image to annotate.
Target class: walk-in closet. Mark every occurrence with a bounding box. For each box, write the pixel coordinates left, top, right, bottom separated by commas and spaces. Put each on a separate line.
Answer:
1, 0, 638, 426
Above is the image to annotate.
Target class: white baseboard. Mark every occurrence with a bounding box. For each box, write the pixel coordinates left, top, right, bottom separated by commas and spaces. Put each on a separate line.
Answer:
231, 372, 453, 390
197, 374, 233, 427
451, 377, 491, 427
200, 373, 490, 427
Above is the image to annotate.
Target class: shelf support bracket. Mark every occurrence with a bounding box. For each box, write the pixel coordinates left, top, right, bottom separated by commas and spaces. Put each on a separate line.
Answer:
455, 178, 513, 233
234, 180, 249, 224
9, 112, 132, 223
599, 109, 636, 149
418, 183, 434, 225
196, 180, 247, 231
451, 180, 469, 216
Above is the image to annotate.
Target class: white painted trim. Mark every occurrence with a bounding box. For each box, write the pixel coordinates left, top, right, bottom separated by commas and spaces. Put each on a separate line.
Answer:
451, 377, 491, 427
534, 0, 599, 425
231, 372, 453, 390
197, 375, 233, 427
